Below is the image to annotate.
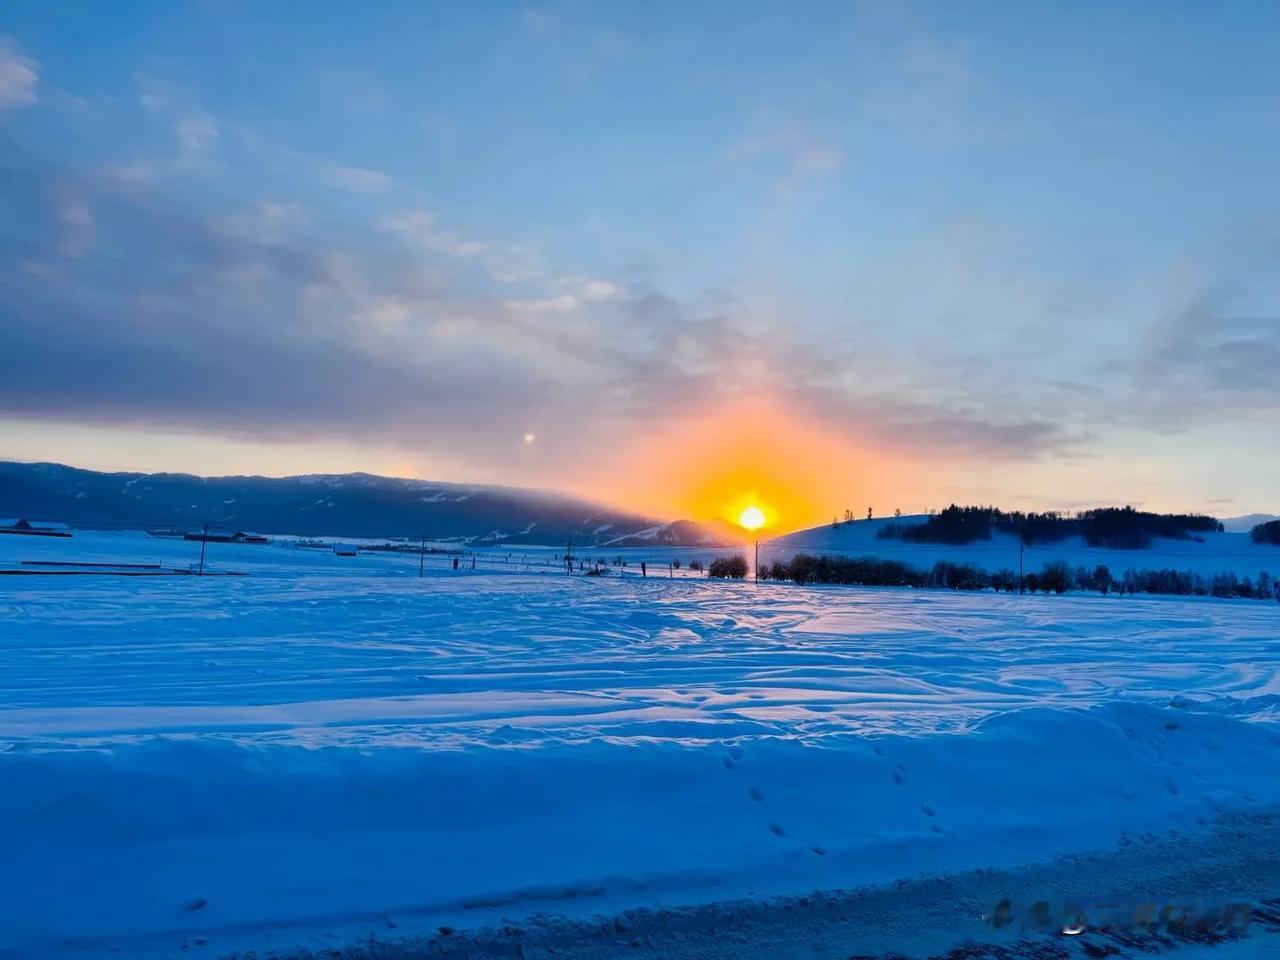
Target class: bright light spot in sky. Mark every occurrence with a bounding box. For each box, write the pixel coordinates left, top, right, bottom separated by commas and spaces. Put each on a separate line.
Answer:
738, 505, 766, 531
523, 432, 536, 445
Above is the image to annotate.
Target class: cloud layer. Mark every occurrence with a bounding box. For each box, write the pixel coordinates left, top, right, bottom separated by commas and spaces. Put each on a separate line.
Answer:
1, 8, 1278, 520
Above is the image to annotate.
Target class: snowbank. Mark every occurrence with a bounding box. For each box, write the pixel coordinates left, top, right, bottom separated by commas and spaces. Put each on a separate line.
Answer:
3, 701, 1279, 957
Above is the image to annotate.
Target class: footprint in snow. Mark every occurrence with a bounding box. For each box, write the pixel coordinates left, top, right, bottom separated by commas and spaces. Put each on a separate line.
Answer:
893, 770, 905, 786
920, 802, 936, 817
748, 787, 764, 802
729, 746, 745, 761
768, 822, 786, 837
1165, 778, 1180, 796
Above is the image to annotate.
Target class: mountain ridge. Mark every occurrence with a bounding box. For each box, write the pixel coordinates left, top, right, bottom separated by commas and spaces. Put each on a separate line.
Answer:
0, 461, 718, 546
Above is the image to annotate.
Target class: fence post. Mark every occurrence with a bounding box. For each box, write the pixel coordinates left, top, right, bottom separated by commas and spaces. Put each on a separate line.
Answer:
419, 536, 426, 578
197, 523, 208, 577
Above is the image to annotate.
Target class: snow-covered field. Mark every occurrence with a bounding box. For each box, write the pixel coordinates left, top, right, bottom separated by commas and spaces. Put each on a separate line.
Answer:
2, 531, 1279, 959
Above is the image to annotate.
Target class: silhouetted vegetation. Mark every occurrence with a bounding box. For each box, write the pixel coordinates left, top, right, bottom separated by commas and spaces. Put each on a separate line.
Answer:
1252, 519, 1280, 545
878, 504, 1223, 549
756, 553, 1275, 602
707, 555, 748, 579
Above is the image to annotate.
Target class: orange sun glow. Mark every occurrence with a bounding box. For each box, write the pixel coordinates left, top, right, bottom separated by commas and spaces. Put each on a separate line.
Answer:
570, 398, 895, 539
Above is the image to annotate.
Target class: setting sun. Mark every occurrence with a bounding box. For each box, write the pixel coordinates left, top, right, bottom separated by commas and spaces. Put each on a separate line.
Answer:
738, 505, 766, 531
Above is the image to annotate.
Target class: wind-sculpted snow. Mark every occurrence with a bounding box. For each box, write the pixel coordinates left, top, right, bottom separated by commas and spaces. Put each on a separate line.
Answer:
1, 534, 1279, 958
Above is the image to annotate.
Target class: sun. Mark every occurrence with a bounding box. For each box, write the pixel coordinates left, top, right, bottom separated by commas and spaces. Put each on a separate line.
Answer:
738, 504, 766, 531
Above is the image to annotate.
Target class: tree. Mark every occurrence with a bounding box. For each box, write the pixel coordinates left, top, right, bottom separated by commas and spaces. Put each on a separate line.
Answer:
1094, 564, 1113, 596
1040, 560, 1072, 594
708, 555, 748, 579
991, 568, 1019, 592
866, 506, 873, 521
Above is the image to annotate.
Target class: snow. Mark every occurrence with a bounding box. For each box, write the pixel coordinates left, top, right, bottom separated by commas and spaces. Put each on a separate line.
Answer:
1, 531, 1279, 958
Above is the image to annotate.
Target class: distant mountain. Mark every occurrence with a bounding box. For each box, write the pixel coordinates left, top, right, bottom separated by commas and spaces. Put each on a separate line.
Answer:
1222, 514, 1279, 533
0, 461, 718, 546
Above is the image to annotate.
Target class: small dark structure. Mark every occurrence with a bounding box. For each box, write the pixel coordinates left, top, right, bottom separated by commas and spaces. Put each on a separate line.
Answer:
334, 543, 359, 557
184, 530, 270, 545
0, 519, 73, 538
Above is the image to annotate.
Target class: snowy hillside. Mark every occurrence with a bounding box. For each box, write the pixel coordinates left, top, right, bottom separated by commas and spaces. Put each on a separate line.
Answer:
0, 460, 715, 546
768, 514, 1280, 580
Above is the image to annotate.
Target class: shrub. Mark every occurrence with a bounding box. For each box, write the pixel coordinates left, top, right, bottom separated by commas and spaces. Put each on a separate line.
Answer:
708, 555, 748, 579
688, 559, 703, 572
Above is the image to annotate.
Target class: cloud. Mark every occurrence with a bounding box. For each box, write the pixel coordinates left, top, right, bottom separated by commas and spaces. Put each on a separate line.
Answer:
315, 160, 391, 193
0, 38, 38, 114
1, 149, 1084, 479
176, 113, 218, 156
380, 210, 488, 256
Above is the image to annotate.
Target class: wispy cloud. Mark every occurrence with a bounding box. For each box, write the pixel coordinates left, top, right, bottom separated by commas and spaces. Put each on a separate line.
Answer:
315, 159, 391, 193
0, 37, 38, 114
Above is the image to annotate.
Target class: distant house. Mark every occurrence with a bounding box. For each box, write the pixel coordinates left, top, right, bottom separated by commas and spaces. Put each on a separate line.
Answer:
183, 530, 271, 545
334, 543, 359, 557
0, 519, 73, 538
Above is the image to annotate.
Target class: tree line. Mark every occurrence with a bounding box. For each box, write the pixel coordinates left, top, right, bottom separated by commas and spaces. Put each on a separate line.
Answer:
877, 505, 1224, 550
708, 552, 1280, 602
1252, 519, 1280, 545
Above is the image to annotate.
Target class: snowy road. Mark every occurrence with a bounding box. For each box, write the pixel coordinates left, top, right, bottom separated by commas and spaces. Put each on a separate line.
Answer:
2, 536, 1279, 958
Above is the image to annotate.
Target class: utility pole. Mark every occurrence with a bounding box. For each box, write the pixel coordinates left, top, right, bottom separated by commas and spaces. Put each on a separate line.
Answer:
754, 537, 760, 585
419, 535, 426, 578
1019, 531, 1025, 594
198, 523, 208, 577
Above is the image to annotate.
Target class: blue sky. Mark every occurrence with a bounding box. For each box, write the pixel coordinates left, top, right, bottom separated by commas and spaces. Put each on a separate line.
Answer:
1, 1, 1277, 521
